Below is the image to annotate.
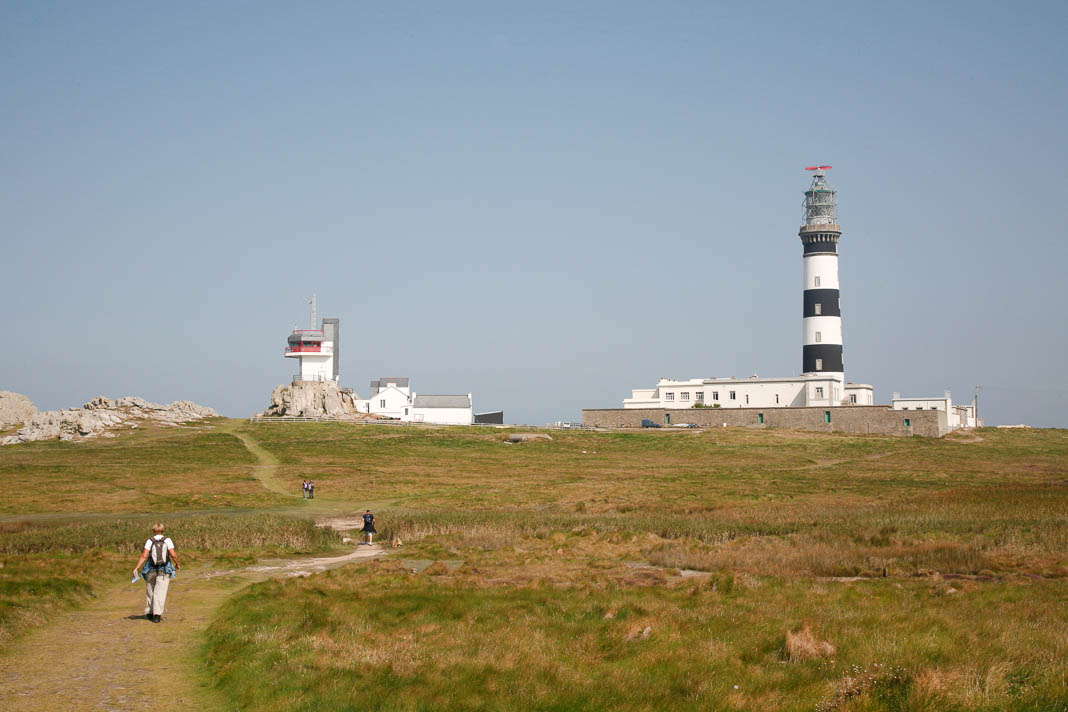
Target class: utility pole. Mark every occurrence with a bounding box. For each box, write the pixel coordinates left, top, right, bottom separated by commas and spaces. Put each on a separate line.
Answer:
973, 385, 981, 427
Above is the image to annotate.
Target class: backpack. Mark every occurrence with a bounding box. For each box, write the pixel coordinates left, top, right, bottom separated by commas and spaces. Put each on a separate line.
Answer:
148, 536, 170, 566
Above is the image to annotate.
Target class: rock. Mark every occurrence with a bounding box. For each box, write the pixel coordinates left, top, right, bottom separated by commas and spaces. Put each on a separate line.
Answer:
262, 380, 358, 418
1, 396, 218, 445
507, 433, 553, 444
0, 392, 37, 429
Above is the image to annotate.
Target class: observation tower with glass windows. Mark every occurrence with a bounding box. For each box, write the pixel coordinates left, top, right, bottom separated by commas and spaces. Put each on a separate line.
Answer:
284, 295, 340, 383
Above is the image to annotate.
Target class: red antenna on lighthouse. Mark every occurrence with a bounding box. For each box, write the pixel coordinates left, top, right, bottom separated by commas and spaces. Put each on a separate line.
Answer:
805, 165, 833, 171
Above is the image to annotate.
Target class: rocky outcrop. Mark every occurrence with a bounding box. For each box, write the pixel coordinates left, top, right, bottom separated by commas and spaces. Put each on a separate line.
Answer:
0, 392, 37, 429
1, 396, 219, 445
263, 380, 360, 418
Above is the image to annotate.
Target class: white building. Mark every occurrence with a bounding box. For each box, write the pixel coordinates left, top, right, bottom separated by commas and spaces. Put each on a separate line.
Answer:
352, 377, 474, 425
892, 391, 980, 429
358, 378, 412, 419
410, 394, 473, 425
624, 376, 874, 410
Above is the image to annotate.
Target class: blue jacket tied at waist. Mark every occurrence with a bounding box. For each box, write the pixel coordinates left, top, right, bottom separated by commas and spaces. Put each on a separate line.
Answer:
141, 560, 177, 579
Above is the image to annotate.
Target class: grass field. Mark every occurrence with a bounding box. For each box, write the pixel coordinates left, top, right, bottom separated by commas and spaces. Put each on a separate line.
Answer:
1, 420, 1066, 710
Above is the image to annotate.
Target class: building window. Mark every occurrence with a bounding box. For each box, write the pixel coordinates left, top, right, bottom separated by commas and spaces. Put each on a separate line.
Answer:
681, 392, 690, 401
815, 358, 823, 370
712, 392, 719, 401
729, 391, 736, 400
815, 387, 824, 397
404, 408, 409, 415
815, 303, 822, 315
695, 392, 704, 402
849, 394, 857, 404
745, 394, 749, 404
904, 418, 911, 427
775, 394, 780, 404
815, 276, 821, 287
380, 399, 386, 408
815, 331, 822, 343
665, 392, 674, 401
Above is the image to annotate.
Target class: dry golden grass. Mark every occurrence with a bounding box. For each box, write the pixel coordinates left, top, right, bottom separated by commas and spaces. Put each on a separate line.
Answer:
785, 622, 836, 662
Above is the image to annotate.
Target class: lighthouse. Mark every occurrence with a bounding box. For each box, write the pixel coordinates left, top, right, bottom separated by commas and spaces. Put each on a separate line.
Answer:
800, 166, 844, 400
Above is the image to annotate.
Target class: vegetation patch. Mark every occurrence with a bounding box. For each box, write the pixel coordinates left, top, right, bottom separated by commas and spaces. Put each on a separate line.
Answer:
205, 557, 1068, 711
0, 513, 342, 647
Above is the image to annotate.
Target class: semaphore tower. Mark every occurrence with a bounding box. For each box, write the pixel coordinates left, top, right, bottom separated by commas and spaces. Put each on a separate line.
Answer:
800, 166, 844, 397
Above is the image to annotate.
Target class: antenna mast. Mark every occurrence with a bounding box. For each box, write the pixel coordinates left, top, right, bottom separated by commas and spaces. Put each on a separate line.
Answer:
309, 294, 317, 329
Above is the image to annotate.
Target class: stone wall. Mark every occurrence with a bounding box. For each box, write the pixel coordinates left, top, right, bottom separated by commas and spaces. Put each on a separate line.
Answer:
582, 404, 947, 437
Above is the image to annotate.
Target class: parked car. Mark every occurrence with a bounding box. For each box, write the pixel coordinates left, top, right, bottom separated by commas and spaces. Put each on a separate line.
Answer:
641, 419, 662, 428
673, 423, 698, 428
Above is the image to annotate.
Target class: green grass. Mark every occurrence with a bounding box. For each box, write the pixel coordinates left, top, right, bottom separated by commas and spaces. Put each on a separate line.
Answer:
0, 420, 289, 514
0, 514, 342, 647
4, 420, 1067, 709
205, 559, 1068, 711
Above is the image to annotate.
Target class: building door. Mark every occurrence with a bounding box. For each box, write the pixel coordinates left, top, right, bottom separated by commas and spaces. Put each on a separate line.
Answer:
665, 413, 671, 425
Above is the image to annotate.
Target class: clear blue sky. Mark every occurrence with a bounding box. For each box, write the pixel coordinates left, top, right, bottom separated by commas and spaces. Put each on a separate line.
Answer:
3, 1, 1066, 426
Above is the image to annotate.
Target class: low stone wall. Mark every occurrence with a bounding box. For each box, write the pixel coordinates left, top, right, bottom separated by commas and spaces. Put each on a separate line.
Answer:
582, 405, 947, 437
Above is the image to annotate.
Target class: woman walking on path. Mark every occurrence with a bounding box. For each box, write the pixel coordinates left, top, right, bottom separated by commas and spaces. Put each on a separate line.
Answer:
133, 523, 180, 623
362, 510, 376, 545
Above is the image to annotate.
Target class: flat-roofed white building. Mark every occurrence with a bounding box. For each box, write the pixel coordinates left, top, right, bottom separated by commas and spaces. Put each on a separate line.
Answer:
624, 376, 874, 410
891, 391, 980, 429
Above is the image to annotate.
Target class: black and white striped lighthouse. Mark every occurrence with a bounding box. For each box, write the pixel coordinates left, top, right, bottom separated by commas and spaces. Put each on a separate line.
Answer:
800, 166, 844, 390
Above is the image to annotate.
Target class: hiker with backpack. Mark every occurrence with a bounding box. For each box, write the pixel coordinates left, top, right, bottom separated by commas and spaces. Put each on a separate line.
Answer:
362, 510, 376, 545
133, 523, 180, 623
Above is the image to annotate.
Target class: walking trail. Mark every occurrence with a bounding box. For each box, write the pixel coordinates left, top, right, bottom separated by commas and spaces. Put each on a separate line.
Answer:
0, 428, 384, 711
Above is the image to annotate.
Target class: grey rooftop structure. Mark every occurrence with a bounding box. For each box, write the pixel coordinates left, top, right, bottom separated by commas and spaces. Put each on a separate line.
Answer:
370, 377, 410, 394
413, 394, 471, 409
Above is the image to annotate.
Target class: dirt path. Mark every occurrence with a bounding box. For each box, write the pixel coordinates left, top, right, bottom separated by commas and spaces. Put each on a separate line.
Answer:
0, 545, 385, 711
220, 423, 295, 498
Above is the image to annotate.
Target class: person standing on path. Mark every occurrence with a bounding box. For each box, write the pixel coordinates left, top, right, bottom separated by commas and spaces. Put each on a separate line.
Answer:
133, 523, 180, 623
309, 480, 315, 499
362, 510, 376, 545
302, 479, 308, 498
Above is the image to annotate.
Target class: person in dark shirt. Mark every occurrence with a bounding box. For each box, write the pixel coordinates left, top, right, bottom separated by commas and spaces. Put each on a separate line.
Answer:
362, 510, 376, 545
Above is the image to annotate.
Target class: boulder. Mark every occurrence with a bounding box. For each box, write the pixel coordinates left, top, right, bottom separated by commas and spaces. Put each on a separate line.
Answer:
1, 396, 218, 445
507, 433, 553, 444
263, 380, 358, 418
0, 392, 37, 429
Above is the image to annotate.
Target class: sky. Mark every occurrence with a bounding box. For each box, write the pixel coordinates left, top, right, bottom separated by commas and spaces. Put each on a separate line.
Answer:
2, 1, 1066, 426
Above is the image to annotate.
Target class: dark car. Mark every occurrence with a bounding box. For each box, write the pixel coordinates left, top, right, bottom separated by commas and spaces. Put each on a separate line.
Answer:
641, 419, 662, 428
